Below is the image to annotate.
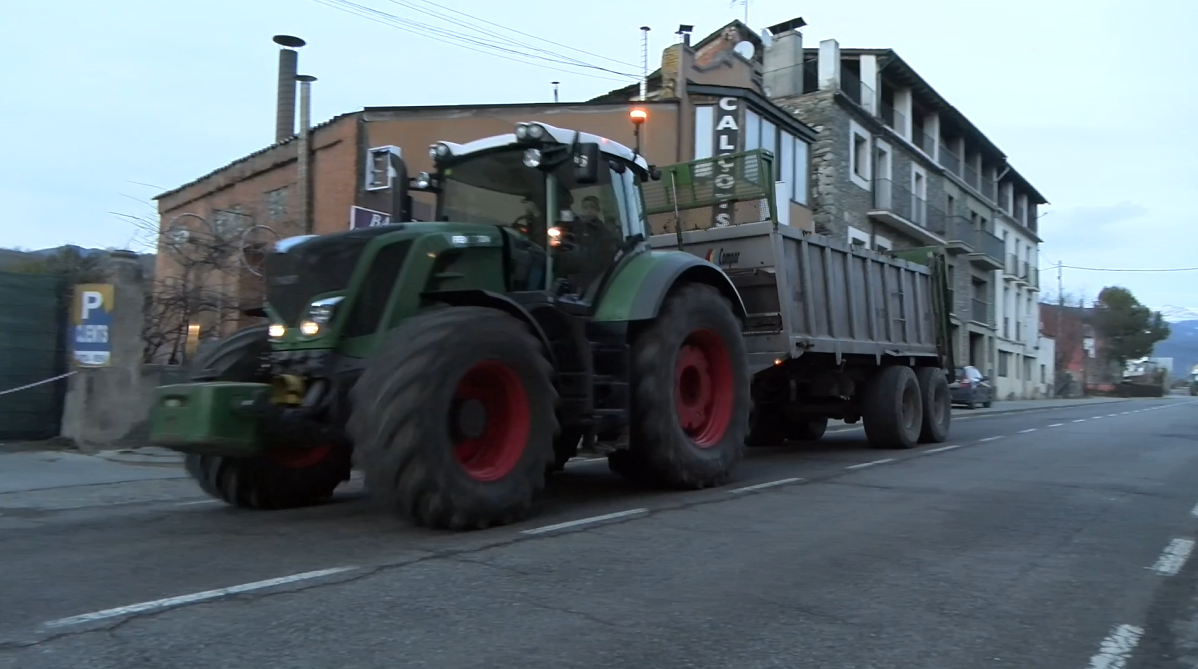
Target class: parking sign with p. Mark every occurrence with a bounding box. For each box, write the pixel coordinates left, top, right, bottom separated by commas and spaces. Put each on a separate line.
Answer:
72, 284, 114, 367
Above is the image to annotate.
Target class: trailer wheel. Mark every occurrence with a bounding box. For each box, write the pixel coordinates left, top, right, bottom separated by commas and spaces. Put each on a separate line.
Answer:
348, 307, 557, 530
862, 366, 923, 450
792, 417, 828, 442
915, 367, 951, 444
612, 283, 750, 488
183, 325, 351, 509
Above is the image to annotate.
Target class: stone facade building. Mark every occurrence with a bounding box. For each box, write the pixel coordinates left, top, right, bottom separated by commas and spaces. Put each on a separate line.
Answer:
760, 30, 1050, 396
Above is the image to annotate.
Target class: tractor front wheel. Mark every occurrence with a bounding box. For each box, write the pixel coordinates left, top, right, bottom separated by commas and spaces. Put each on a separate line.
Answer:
348, 307, 558, 530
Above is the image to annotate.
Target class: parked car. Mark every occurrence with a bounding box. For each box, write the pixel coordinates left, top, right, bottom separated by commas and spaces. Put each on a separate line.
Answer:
950, 366, 993, 409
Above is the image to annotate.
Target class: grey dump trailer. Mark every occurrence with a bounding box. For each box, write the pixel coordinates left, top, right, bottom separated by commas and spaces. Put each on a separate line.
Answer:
643, 149, 956, 450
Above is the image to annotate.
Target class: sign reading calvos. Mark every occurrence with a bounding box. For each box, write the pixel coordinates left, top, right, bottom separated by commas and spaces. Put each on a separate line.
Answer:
712, 96, 741, 228
350, 205, 392, 230
72, 284, 113, 367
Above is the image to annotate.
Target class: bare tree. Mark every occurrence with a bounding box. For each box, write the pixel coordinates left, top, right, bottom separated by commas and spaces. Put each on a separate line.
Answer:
116, 208, 277, 365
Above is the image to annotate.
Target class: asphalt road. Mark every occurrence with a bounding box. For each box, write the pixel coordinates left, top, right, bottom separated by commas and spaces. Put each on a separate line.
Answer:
2, 396, 1197, 668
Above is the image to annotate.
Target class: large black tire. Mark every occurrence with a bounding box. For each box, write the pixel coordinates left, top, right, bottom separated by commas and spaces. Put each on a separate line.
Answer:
609, 283, 750, 488
915, 367, 951, 444
182, 325, 352, 510
862, 366, 923, 450
547, 427, 584, 475
792, 417, 828, 441
348, 307, 558, 530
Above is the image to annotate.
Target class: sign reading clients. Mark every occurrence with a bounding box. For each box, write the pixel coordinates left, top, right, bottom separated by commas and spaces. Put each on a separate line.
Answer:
72, 284, 113, 367
711, 96, 741, 228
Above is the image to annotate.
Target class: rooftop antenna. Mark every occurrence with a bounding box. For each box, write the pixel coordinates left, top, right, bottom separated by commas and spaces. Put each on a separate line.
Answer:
639, 26, 650, 101
551, 80, 560, 103
730, 0, 749, 25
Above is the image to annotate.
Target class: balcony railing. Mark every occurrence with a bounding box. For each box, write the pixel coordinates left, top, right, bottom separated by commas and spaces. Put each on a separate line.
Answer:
1016, 321, 1023, 341
981, 178, 997, 203
971, 298, 990, 325
963, 164, 980, 190
839, 69, 874, 108
911, 124, 935, 156
1027, 266, 1039, 289
872, 179, 947, 236
1003, 316, 1010, 339
1005, 253, 1019, 276
973, 228, 1005, 264
880, 101, 906, 137
939, 144, 961, 176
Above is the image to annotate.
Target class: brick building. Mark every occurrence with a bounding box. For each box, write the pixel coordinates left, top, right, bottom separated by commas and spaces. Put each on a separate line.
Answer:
153, 20, 818, 340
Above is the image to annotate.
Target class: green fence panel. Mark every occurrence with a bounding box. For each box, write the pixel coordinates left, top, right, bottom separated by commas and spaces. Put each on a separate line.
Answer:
0, 271, 69, 440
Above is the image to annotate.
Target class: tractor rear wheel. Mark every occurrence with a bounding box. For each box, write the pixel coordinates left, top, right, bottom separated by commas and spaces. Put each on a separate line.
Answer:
183, 325, 351, 510
609, 283, 750, 489
348, 307, 557, 530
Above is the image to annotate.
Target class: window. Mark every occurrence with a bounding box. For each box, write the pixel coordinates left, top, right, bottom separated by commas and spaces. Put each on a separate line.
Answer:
848, 225, 870, 248
998, 351, 1010, 377
760, 119, 777, 164
911, 164, 927, 226
744, 110, 761, 152
780, 133, 794, 204
848, 120, 871, 190
693, 106, 714, 160
946, 194, 956, 217
874, 234, 892, 251
792, 138, 809, 205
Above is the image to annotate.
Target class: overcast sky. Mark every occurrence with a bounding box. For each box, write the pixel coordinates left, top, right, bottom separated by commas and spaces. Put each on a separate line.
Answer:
1, 0, 1192, 308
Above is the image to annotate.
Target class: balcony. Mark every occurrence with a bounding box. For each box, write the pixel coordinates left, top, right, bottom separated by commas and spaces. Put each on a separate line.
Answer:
980, 178, 997, 203
868, 178, 947, 243
1004, 253, 1020, 280
1027, 266, 1040, 290
939, 144, 961, 177
963, 164, 980, 191
970, 298, 991, 326
1016, 321, 1023, 341
911, 124, 935, 156
966, 229, 1005, 270
1003, 316, 1010, 339
880, 102, 906, 137
943, 215, 975, 253
839, 68, 874, 109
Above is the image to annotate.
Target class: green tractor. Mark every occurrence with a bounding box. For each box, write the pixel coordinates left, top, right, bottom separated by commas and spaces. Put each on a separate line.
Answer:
150, 122, 752, 530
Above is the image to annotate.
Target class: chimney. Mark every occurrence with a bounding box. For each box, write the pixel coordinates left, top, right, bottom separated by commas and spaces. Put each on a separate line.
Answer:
762, 17, 806, 98
273, 35, 306, 143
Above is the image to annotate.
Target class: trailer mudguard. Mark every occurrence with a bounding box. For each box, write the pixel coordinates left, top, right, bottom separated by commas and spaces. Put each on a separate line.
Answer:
593, 250, 746, 323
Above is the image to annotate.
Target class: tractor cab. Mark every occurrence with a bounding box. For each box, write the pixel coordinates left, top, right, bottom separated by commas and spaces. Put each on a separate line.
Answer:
413, 122, 655, 302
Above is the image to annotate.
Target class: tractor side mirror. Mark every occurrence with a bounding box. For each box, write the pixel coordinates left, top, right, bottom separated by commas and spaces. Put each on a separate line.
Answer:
575, 143, 601, 185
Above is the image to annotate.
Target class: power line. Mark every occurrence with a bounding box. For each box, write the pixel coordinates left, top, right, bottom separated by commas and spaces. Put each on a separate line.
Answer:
1043, 264, 1198, 273
313, 0, 638, 82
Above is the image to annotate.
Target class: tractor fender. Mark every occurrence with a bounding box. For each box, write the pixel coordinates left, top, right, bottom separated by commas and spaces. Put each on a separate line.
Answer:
422, 289, 557, 367
593, 250, 747, 323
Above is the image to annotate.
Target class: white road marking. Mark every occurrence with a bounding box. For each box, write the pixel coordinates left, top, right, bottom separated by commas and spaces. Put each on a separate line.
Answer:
730, 478, 803, 494
846, 458, 894, 470
1120, 412, 1130, 415
1073, 419, 1087, 423
521, 508, 648, 535
978, 436, 1003, 442
1151, 538, 1195, 576
176, 499, 220, 506
1085, 624, 1144, 669
1048, 423, 1065, 427
1107, 413, 1119, 417
1017, 428, 1037, 434
925, 444, 962, 453
1092, 416, 1104, 420
43, 567, 358, 629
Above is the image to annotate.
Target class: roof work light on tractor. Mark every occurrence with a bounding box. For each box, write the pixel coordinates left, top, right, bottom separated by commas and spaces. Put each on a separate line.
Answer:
629, 108, 647, 154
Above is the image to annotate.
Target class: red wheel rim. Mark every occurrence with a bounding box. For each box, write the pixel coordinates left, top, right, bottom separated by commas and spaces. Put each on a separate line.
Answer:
674, 328, 734, 448
452, 360, 531, 481
268, 445, 332, 469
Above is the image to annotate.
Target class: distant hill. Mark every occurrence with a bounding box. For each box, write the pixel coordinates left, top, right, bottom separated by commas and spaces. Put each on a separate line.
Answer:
1158, 305, 1198, 323
0, 245, 155, 278
1153, 319, 1198, 376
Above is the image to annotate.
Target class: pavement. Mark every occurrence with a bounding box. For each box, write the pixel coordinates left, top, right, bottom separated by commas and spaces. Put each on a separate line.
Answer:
0, 395, 1196, 668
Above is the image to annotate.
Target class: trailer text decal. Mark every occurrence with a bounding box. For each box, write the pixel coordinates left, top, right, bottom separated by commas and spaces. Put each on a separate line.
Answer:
712, 96, 740, 228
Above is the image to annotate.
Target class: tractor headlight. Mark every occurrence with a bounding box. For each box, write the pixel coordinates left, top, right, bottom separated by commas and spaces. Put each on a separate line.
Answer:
515, 122, 546, 141
268, 323, 286, 338
429, 142, 452, 160
522, 148, 542, 168
299, 296, 344, 337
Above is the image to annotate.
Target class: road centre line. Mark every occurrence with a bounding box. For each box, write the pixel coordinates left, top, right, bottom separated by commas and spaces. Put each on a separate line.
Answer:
846, 458, 894, 470
1073, 419, 1087, 423
1018, 428, 1037, 434
978, 436, 1003, 442
1150, 538, 1195, 577
925, 444, 962, 454
1085, 624, 1144, 669
43, 567, 358, 629
1049, 423, 1065, 427
521, 508, 647, 535
730, 478, 804, 494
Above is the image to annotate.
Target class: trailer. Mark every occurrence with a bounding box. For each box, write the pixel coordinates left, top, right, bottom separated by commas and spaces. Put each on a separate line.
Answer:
642, 149, 955, 448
